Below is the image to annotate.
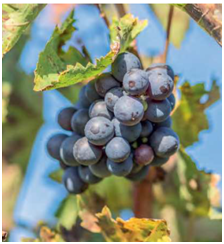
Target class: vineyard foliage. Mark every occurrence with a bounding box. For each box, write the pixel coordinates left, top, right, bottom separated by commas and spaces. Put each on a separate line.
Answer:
2, 4, 221, 242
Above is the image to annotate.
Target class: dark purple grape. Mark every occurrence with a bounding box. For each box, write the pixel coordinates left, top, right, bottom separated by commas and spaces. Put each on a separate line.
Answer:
113, 118, 142, 143
95, 73, 120, 97
144, 99, 171, 123
60, 134, 81, 166
112, 52, 142, 82
63, 167, 88, 194
85, 117, 114, 146
105, 137, 131, 162
78, 85, 92, 108
149, 127, 179, 158
134, 144, 154, 165
78, 165, 102, 184
167, 93, 176, 111
71, 109, 90, 136
107, 155, 133, 176
140, 121, 153, 137
105, 87, 123, 112
73, 137, 102, 165
89, 154, 111, 178
89, 100, 113, 120
154, 116, 172, 129
47, 134, 68, 160
146, 63, 174, 80
123, 69, 149, 96
57, 107, 77, 131
85, 79, 101, 103
114, 96, 144, 126
150, 156, 169, 167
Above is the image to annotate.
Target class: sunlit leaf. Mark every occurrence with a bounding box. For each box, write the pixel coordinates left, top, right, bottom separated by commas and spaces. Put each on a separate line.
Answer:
34, 12, 148, 91
2, 4, 45, 57
172, 80, 220, 147
22, 226, 64, 242
82, 206, 171, 242
110, 13, 148, 52
151, 4, 189, 48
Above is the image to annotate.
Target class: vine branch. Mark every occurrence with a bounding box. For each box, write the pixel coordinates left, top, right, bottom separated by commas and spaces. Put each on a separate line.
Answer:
115, 4, 126, 18
96, 4, 110, 28
162, 5, 174, 63
175, 4, 222, 46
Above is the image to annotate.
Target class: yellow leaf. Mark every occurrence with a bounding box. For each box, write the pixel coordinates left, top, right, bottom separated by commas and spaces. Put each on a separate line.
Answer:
84, 206, 172, 242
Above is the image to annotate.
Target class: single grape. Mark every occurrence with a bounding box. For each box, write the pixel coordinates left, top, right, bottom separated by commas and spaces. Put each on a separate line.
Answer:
134, 144, 154, 165
71, 109, 90, 136
147, 69, 174, 100
150, 156, 169, 167
57, 107, 77, 131
78, 85, 92, 108
47, 134, 68, 160
85, 117, 114, 146
149, 127, 179, 158
107, 155, 133, 176
140, 121, 153, 137
85, 79, 101, 103
60, 134, 81, 166
105, 137, 131, 162
105, 87, 123, 112
73, 137, 102, 165
63, 167, 88, 194
126, 165, 150, 181
89, 154, 111, 178
89, 100, 113, 120
144, 99, 171, 123
95, 73, 120, 97
123, 69, 149, 96
154, 116, 172, 129
146, 63, 174, 80
78, 165, 102, 184
114, 96, 144, 126
112, 52, 142, 82
113, 118, 142, 143
167, 93, 176, 111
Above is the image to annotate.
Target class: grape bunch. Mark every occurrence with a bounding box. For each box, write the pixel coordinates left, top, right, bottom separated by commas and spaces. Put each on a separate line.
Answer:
46, 52, 180, 195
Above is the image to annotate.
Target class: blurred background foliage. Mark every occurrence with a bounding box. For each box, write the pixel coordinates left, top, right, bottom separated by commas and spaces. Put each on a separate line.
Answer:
2, 3, 222, 242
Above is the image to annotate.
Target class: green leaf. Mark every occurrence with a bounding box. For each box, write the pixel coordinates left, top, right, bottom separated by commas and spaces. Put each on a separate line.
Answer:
151, 4, 189, 48
110, 13, 148, 52
90, 176, 132, 212
174, 147, 220, 217
154, 148, 221, 218
55, 195, 79, 230
34, 12, 147, 91
172, 80, 220, 147
2, 81, 12, 123
49, 169, 63, 183
2, 4, 45, 57
92, 206, 171, 242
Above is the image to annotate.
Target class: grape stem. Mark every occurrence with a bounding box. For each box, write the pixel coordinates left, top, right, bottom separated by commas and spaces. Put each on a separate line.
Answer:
162, 5, 174, 63
133, 168, 158, 218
